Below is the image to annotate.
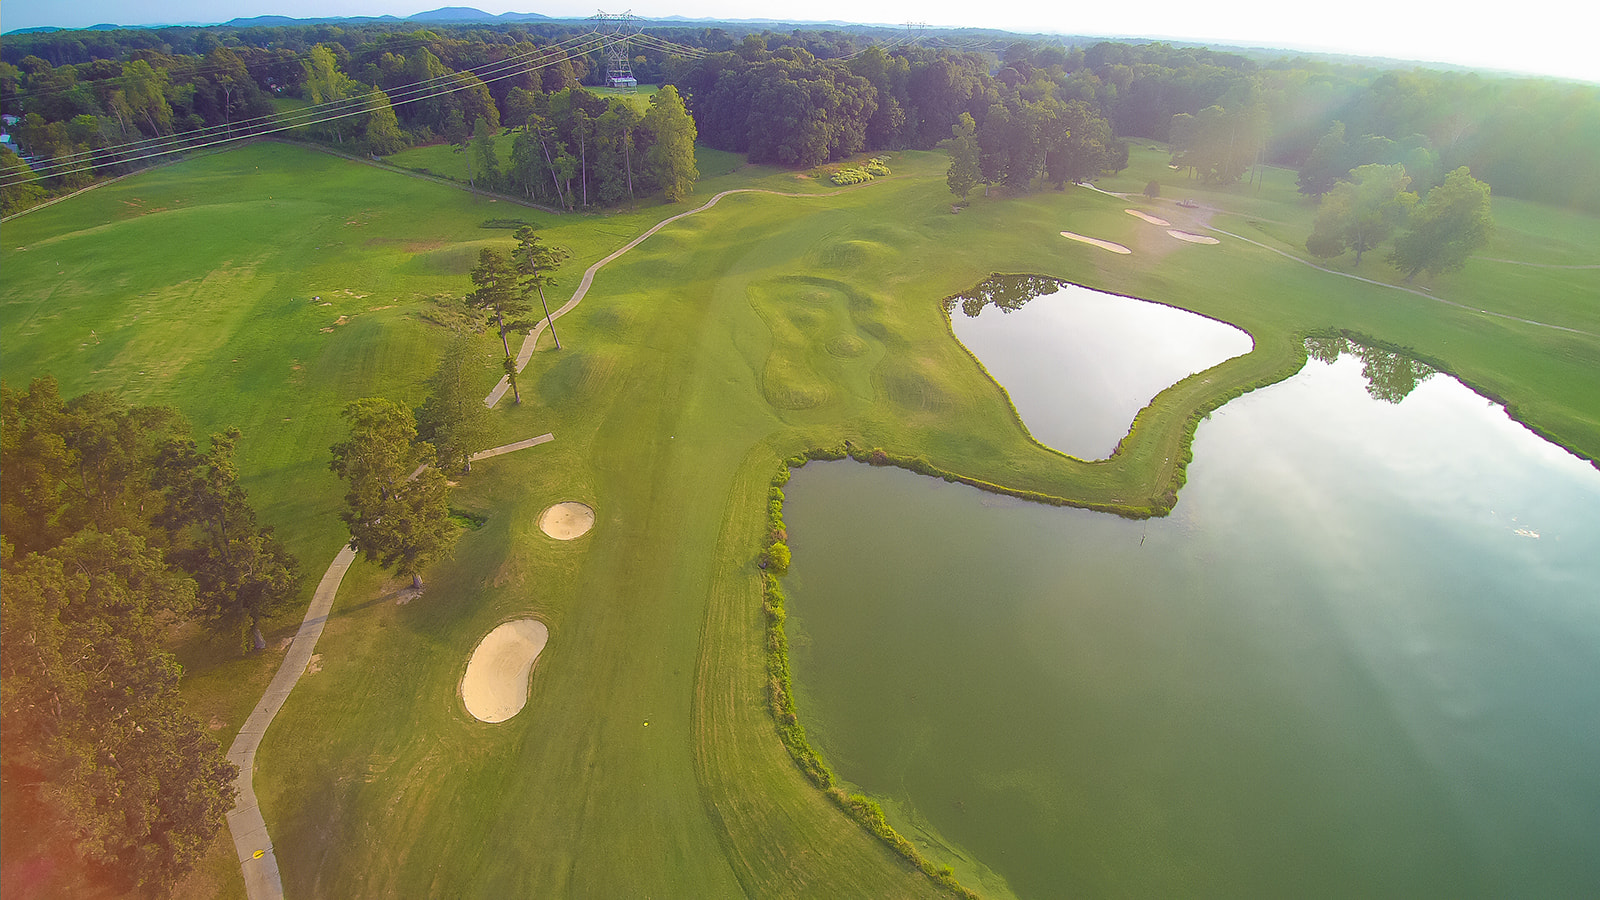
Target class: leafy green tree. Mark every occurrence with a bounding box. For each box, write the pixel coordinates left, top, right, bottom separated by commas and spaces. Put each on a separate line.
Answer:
512, 226, 571, 351
1, 529, 236, 894
328, 399, 456, 590
466, 248, 531, 402
1389, 166, 1494, 282
302, 44, 356, 143
942, 112, 981, 200
121, 59, 173, 137
362, 88, 406, 156
643, 84, 698, 202
1305, 164, 1417, 265
1298, 121, 1351, 197
1045, 99, 1112, 187
1, 146, 48, 214
596, 101, 641, 205
154, 428, 302, 651
470, 115, 499, 189
1, 376, 76, 554
443, 108, 469, 147
417, 333, 493, 474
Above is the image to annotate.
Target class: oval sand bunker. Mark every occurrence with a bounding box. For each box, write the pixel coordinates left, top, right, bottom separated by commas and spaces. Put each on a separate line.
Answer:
1167, 230, 1220, 244
539, 501, 594, 540
462, 619, 549, 723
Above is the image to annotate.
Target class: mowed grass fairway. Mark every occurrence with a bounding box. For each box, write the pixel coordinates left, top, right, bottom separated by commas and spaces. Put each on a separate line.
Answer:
4, 139, 1599, 898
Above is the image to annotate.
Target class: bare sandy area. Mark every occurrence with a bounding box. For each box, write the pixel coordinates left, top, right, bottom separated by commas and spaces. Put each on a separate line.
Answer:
462, 619, 549, 723
539, 501, 594, 540
1125, 209, 1171, 227
1059, 231, 1132, 255
1167, 230, 1220, 244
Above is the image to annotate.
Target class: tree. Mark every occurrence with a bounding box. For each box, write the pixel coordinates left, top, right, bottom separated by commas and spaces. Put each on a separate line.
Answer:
328, 399, 456, 590
512, 226, 571, 351
943, 112, 981, 200
1298, 121, 1351, 198
1044, 99, 1112, 188
417, 333, 493, 475
1389, 166, 1493, 282
1305, 164, 1417, 265
2, 529, 237, 893
470, 115, 499, 189
596, 101, 642, 206
1, 147, 48, 215
466, 248, 531, 403
362, 88, 406, 156
302, 44, 356, 143
643, 84, 698, 202
154, 428, 302, 651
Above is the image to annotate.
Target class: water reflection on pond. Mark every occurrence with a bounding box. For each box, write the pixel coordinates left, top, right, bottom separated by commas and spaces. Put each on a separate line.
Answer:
784, 343, 1600, 900
948, 275, 1253, 459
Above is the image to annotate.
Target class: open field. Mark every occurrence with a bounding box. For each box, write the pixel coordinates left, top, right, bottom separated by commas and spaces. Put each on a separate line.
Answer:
3, 138, 1597, 898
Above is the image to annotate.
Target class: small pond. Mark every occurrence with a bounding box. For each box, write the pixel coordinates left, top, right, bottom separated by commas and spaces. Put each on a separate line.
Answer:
948, 275, 1253, 459
784, 338, 1600, 899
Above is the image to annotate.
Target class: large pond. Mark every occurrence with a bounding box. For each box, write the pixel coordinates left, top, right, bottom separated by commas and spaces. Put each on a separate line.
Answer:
784, 338, 1600, 899
948, 275, 1253, 459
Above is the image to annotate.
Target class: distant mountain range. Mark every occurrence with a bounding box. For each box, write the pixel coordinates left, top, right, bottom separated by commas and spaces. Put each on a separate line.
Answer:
4, 7, 557, 34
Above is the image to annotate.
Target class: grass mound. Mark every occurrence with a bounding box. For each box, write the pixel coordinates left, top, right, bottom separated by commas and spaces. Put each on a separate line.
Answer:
825, 334, 868, 358
816, 239, 891, 270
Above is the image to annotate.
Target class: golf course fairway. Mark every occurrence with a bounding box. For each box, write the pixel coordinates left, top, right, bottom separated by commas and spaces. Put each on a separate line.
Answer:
2, 138, 1596, 899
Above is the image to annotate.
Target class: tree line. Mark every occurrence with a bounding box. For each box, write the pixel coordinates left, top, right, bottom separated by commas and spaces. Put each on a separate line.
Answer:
2, 377, 302, 892
1, 331, 508, 891
670, 42, 1125, 191
6, 23, 1597, 212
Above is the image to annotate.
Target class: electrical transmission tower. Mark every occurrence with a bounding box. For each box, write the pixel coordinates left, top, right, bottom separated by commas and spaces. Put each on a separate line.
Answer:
594, 11, 640, 91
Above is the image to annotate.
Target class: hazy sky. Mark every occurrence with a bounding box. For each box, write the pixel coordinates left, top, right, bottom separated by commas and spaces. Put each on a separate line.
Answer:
4, 0, 1597, 84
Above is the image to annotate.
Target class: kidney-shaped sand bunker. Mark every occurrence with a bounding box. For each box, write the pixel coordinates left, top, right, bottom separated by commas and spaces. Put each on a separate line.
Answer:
461, 619, 549, 723
539, 501, 594, 540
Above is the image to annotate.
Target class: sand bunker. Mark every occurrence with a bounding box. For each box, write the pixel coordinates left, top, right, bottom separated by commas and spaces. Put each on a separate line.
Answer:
1059, 231, 1132, 255
1125, 209, 1171, 227
1167, 230, 1220, 244
462, 619, 549, 723
539, 501, 594, 540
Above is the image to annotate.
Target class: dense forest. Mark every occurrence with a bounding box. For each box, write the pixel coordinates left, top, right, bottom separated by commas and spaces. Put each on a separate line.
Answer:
3, 21, 1598, 213
2, 377, 302, 892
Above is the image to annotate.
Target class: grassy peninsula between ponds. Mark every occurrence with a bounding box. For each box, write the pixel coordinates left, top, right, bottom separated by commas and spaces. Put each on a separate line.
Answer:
2, 137, 1597, 898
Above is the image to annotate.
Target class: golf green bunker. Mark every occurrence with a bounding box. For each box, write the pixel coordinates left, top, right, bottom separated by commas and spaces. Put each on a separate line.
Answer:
461, 619, 549, 723
1167, 229, 1220, 244
539, 501, 595, 540
1059, 230, 1131, 254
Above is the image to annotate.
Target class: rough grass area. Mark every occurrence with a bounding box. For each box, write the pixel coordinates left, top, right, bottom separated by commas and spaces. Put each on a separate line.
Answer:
3, 139, 1596, 899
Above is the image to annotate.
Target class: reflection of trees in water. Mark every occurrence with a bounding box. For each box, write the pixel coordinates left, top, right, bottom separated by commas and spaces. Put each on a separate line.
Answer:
945, 273, 1066, 318
1304, 335, 1435, 404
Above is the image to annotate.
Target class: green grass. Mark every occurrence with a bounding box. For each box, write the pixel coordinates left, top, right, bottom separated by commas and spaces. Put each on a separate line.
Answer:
3, 139, 1597, 899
